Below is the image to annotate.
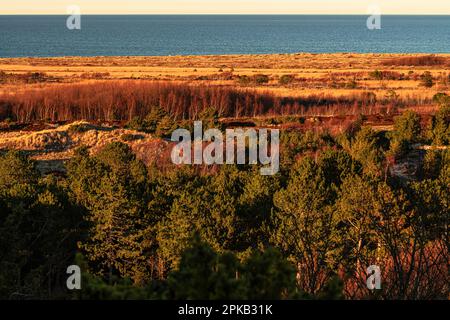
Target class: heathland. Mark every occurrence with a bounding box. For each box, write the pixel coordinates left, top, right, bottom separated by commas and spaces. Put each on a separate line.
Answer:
0, 53, 448, 300
0, 53, 448, 165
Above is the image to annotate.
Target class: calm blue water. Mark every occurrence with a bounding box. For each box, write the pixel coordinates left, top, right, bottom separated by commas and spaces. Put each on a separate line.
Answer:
0, 15, 449, 57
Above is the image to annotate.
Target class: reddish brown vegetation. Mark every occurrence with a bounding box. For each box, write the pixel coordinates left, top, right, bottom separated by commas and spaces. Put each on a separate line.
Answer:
382, 55, 448, 66
0, 81, 430, 123
344, 240, 448, 299
0, 71, 59, 84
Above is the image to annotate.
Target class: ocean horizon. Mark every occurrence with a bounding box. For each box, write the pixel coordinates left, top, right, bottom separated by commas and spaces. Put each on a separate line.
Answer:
1, 14, 449, 57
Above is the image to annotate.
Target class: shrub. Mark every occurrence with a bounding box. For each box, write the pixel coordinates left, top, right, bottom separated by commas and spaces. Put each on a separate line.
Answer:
384, 90, 400, 104
388, 138, 410, 160
429, 105, 450, 145
345, 126, 384, 177
125, 117, 144, 131
253, 74, 270, 85
0, 80, 421, 123
0, 71, 54, 84
279, 75, 295, 85
121, 134, 144, 142
80, 72, 110, 79
369, 70, 384, 80
198, 107, 222, 131
432, 93, 450, 107
360, 92, 377, 105
68, 123, 92, 134
420, 72, 434, 88
382, 55, 447, 66
420, 150, 446, 179
142, 107, 167, 133
345, 79, 358, 89
155, 115, 176, 138
391, 111, 422, 145
237, 75, 251, 86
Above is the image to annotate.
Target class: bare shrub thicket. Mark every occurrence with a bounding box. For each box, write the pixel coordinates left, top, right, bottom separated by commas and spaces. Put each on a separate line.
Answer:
0, 81, 430, 123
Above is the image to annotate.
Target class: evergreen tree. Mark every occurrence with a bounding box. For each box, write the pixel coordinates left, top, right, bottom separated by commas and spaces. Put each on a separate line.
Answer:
430, 105, 450, 145
67, 143, 149, 284
272, 157, 338, 294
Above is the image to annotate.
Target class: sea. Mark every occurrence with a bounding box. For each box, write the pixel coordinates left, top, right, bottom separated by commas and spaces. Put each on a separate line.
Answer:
0, 15, 449, 57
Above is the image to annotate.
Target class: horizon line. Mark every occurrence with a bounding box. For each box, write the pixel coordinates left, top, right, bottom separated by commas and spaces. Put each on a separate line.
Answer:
1, 13, 450, 16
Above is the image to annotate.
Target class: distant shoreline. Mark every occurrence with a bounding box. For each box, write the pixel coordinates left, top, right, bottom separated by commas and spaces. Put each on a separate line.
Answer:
2, 14, 450, 16
1, 52, 450, 63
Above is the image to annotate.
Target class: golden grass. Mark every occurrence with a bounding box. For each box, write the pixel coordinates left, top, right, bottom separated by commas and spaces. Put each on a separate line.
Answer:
0, 121, 167, 163
1, 53, 448, 103
0, 53, 445, 173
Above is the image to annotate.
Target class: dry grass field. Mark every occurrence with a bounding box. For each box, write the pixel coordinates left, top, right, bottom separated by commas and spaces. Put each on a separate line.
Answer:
1, 53, 449, 97
0, 53, 448, 169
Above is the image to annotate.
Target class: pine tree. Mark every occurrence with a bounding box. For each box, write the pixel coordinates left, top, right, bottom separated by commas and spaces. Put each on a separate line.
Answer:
272, 156, 337, 294
67, 142, 149, 284
143, 106, 167, 133
430, 105, 450, 145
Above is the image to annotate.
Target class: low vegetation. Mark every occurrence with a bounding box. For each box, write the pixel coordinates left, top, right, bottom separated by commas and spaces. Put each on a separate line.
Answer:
382, 55, 448, 66
0, 80, 435, 124
0, 104, 448, 300
0, 54, 448, 300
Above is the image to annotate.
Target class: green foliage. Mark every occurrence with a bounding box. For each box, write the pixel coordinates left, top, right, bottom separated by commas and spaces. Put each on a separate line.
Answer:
345, 79, 358, 89
198, 107, 222, 131
420, 71, 434, 88
0, 151, 82, 299
167, 235, 297, 300
369, 70, 384, 80
388, 138, 410, 161
68, 123, 93, 135
272, 156, 339, 294
317, 148, 361, 189
429, 105, 450, 145
389, 111, 422, 158
420, 149, 447, 179
341, 126, 384, 177
126, 106, 171, 135
236, 74, 270, 86
384, 89, 400, 104
240, 247, 298, 299
0, 114, 447, 300
408, 176, 449, 242
279, 75, 295, 85
315, 276, 345, 300
253, 74, 270, 85
121, 133, 143, 142
279, 130, 335, 170
432, 92, 450, 107
155, 115, 177, 138
167, 234, 243, 299
125, 117, 144, 131
361, 91, 377, 105
67, 142, 149, 284
75, 236, 300, 300
334, 174, 445, 299
157, 166, 279, 270
237, 75, 251, 86
335, 175, 380, 272
393, 111, 422, 143
74, 253, 165, 300
144, 106, 167, 133
237, 74, 269, 86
